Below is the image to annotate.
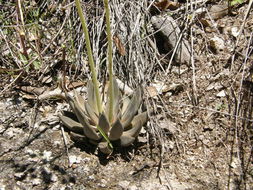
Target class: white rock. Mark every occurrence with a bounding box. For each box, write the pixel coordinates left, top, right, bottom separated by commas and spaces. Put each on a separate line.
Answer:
69, 155, 82, 166
128, 185, 138, 190
32, 178, 41, 186
231, 157, 240, 168
26, 149, 38, 157
14, 172, 25, 179
51, 174, 58, 182
38, 125, 46, 132
42, 151, 52, 161
231, 27, 239, 37
0, 125, 5, 133
210, 36, 225, 51
206, 83, 222, 91
216, 90, 226, 97
53, 140, 61, 146
88, 175, 95, 180
118, 180, 130, 189
4, 128, 23, 138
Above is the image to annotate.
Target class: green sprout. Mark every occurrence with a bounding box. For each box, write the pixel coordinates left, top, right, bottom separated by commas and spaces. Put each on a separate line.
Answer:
230, 0, 244, 6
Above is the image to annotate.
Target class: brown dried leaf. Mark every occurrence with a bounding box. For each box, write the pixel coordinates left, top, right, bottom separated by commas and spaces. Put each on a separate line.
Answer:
199, 18, 212, 28
67, 81, 86, 90
20, 86, 46, 95
209, 4, 229, 20
38, 87, 65, 100
154, 0, 180, 11
146, 86, 158, 98
113, 35, 126, 56
41, 75, 52, 84
21, 93, 36, 100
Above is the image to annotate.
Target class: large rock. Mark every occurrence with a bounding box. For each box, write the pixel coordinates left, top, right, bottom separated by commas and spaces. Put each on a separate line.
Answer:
151, 15, 191, 65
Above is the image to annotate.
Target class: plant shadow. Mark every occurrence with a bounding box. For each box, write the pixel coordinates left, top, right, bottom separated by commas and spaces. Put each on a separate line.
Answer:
70, 135, 147, 166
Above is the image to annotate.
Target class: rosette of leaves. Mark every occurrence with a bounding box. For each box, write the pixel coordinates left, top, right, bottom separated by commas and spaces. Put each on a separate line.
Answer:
60, 78, 148, 154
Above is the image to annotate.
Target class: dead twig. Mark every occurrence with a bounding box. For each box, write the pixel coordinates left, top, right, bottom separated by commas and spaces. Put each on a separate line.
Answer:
60, 125, 71, 167
16, 0, 29, 61
230, 0, 253, 70
189, 0, 198, 105
0, 71, 24, 95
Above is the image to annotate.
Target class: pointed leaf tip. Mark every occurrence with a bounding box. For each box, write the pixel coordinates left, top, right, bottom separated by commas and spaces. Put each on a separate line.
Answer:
59, 115, 84, 134
120, 135, 135, 147
85, 102, 99, 125
73, 98, 101, 141
121, 87, 143, 128
109, 119, 123, 141
123, 112, 148, 138
87, 80, 99, 115
98, 113, 110, 134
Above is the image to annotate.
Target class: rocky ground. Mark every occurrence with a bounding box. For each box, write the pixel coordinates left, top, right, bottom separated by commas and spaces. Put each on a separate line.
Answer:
0, 0, 252, 189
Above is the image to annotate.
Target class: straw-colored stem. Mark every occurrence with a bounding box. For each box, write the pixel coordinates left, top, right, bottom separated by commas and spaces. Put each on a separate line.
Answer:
75, 0, 102, 113
104, 0, 114, 123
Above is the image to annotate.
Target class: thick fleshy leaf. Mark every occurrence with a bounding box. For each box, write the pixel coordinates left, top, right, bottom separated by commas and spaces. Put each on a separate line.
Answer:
120, 135, 135, 147
88, 139, 99, 145
59, 115, 84, 134
98, 142, 113, 154
105, 77, 121, 122
121, 96, 130, 114
69, 132, 86, 142
73, 90, 86, 112
123, 112, 148, 138
62, 111, 79, 122
85, 102, 99, 126
109, 119, 123, 141
131, 112, 148, 132
62, 83, 148, 149
66, 94, 97, 129
98, 113, 110, 134
112, 77, 121, 121
121, 87, 142, 128
66, 93, 76, 112
69, 94, 100, 141
87, 81, 99, 115
66, 93, 88, 118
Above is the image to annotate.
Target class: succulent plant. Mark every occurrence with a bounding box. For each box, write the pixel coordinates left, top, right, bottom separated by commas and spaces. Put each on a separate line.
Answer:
60, 78, 148, 154
62, 0, 148, 154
